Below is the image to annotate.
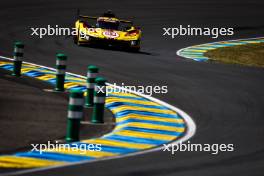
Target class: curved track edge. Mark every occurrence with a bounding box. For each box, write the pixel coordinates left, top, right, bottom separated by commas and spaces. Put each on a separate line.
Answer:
0, 55, 196, 175
176, 37, 264, 62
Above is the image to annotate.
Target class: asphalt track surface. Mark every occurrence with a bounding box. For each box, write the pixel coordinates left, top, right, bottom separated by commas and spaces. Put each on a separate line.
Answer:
0, 68, 113, 155
0, 0, 264, 175
0, 69, 68, 154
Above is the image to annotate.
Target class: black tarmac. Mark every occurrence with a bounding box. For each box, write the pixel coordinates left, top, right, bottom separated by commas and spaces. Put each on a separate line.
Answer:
0, 0, 264, 175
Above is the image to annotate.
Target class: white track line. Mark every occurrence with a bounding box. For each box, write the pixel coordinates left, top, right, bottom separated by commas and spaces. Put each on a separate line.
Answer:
0, 55, 196, 176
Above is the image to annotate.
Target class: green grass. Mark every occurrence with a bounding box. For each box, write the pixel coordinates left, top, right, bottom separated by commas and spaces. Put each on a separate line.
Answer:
204, 43, 264, 68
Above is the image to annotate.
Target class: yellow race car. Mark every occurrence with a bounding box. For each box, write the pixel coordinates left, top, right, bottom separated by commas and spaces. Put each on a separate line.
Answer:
74, 10, 142, 52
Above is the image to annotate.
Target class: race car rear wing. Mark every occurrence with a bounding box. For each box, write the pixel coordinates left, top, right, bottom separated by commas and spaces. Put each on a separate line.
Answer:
79, 15, 133, 25
119, 20, 133, 25
76, 9, 133, 25
78, 15, 97, 19
76, 9, 97, 20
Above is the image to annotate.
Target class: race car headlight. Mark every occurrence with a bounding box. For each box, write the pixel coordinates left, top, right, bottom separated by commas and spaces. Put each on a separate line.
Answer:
125, 30, 140, 37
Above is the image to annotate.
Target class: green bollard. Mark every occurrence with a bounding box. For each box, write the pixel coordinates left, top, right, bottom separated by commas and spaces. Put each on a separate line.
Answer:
92, 77, 107, 123
12, 42, 24, 76
55, 53, 67, 92
66, 89, 84, 142
85, 65, 99, 107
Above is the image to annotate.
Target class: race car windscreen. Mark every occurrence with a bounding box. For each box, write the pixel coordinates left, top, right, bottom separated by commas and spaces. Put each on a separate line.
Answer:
97, 21, 119, 30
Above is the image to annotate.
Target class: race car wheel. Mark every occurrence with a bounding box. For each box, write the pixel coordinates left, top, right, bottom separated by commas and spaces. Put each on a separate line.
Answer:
74, 35, 82, 46
73, 35, 78, 44
129, 40, 140, 52
130, 47, 140, 52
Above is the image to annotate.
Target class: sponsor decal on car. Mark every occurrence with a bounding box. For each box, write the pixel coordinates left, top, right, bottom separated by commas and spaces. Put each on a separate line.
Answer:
103, 30, 119, 38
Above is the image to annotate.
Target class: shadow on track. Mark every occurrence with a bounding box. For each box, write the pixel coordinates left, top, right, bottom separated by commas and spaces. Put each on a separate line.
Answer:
77, 43, 154, 55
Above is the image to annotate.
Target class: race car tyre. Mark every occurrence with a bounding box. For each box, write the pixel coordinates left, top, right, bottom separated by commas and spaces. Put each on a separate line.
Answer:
129, 40, 140, 52
73, 35, 78, 44
130, 47, 140, 52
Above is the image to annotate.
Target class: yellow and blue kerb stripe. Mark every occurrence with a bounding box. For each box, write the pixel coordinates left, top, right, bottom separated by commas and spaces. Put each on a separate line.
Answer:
177, 37, 264, 62
0, 61, 186, 169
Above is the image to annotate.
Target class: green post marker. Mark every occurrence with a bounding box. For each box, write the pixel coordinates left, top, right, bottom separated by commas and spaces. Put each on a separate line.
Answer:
66, 89, 84, 142
55, 53, 67, 92
85, 65, 99, 107
12, 42, 24, 76
92, 77, 107, 123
